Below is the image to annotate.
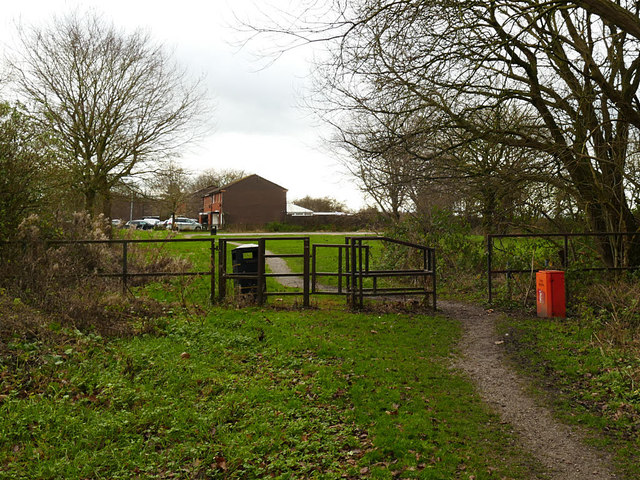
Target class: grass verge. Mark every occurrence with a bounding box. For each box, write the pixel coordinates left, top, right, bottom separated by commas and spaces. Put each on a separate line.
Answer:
497, 314, 640, 479
2, 306, 541, 479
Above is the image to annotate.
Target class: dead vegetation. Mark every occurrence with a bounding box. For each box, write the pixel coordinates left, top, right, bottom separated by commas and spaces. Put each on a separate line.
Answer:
0, 213, 186, 364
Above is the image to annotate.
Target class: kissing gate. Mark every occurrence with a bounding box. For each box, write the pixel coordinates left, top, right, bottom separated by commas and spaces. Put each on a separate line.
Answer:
216, 236, 436, 309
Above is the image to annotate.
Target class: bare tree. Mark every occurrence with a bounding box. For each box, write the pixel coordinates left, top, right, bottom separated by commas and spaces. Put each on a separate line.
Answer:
190, 168, 247, 192
566, 0, 640, 41
8, 12, 209, 217
249, 0, 640, 266
147, 160, 192, 227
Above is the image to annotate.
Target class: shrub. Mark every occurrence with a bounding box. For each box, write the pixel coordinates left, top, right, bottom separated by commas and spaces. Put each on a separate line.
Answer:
0, 212, 182, 342
381, 209, 485, 296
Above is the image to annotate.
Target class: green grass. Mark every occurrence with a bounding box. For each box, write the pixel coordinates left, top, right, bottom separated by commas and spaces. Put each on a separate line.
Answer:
1, 307, 541, 479
497, 314, 640, 478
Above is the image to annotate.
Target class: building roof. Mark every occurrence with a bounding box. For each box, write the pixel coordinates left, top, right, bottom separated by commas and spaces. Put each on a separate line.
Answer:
286, 203, 314, 216
203, 174, 287, 196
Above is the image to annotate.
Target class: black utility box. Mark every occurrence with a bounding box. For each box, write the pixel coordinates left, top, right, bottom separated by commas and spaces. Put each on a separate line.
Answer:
231, 244, 259, 294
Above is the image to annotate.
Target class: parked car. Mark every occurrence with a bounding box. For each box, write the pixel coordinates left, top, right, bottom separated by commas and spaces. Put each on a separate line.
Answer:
124, 219, 154, 230
165, 217, 203, 231
111, 218, 123, 227
143, 217, 161, 225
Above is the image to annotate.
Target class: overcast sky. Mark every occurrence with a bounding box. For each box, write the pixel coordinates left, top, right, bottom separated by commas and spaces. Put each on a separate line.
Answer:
1, 0, 366, 210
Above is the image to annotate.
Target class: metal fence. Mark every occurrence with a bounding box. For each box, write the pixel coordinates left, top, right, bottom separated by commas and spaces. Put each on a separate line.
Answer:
311, 236, 436, 309
487, 232, 640, 303
217, 236, 311, 307
2, 235, 436, 309
1, 237, 218, 303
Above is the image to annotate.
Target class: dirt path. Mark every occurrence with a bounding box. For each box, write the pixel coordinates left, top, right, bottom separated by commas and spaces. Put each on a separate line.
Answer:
264, 253, 305, 289
440, 300, 619, 480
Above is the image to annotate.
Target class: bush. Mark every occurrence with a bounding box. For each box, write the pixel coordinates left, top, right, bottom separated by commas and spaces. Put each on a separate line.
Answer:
381, 209, 485, 297
265, 221, 301, 233
0, 213, 180, 342
574, 279, 640, 346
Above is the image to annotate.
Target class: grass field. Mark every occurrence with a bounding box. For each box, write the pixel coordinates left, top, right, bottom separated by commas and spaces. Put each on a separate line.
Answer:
4, 229, 638, 478
1, 306, 542, 479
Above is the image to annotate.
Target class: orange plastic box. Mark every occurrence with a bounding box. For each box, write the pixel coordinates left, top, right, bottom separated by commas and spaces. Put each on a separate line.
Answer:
536, 270, 566, 318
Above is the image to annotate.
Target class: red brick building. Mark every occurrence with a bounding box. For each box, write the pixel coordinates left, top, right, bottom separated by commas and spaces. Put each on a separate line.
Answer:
199, 174, 287, 227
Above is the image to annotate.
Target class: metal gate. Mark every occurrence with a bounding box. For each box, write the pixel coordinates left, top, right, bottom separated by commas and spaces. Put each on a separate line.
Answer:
217, 235, 436, 309
311, 236, 436, 309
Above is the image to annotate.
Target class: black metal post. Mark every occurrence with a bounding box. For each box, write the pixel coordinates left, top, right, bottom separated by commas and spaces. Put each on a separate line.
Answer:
303, 238, 310, 307
338, 245, 343, 294
432, 248, 437, 310
350, 238, 356, 307
210, 238, 216, 305
218, 240, 226, 301
358, 238, 364, 309
257, 238, 265, 306
311, 244, 317, 294
122, 241, 128, 294
487, 235, 493, 304
365, 245, 370, 272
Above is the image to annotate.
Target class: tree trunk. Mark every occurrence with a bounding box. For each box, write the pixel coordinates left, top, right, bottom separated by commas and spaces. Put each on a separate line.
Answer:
582, 190, 640, 268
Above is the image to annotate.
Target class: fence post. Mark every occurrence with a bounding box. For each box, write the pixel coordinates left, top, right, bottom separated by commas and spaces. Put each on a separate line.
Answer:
303, 237, 310, 307
338, 245, 343, 294
345, 237, 351, 294
564, 234, 570, 304
487, 235, 493, 304
358, 238, 364, 309
122, 241, 128, 294
350, 238, 356, 307
210, 238, 216, 305
311, 244, 317, 294
432, 248, 437, 310
218, 239, 226, 301
257, 238, 265, 306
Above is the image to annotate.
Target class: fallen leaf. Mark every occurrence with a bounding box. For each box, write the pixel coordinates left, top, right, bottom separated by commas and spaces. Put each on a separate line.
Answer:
370, 330, 378, 334
180, 352, 191, 359
215, 456, 227, 471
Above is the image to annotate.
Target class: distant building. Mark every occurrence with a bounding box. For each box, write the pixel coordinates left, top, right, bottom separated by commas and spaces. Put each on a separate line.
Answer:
110, 192, 161, 221
286, 203, 314, 216
199, 174, 287, 227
